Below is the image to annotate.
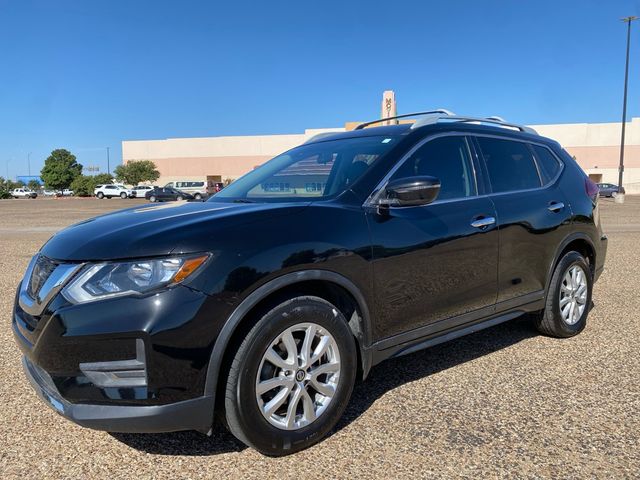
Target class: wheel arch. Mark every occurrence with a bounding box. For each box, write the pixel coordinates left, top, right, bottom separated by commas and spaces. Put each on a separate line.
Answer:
545, 233, 596, 296
203, 270, 373, 405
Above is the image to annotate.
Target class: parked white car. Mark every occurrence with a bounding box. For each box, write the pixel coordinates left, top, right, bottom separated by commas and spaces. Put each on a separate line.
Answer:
58, 189, 74, 196
11, 188, 37, 199
95, 184, 131, 199
129, 185, 155, 198
43, 190, 57, 197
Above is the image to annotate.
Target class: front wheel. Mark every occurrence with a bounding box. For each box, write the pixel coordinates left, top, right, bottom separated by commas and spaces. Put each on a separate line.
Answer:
149, 195, 157, 203
194, 193, 202, 200
532, 251, 592, 338
224, 296, 357, 456
97, 192, 104, 199
120, 192, 127, 199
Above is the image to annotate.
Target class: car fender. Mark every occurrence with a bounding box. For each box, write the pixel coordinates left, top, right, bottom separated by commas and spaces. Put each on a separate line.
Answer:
544, 231, 597, 297
202, 269, 373, 399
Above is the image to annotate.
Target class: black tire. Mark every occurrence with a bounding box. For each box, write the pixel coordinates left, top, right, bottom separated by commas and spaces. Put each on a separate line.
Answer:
532, 251, 592, 338
194, 193, 202, 200
176, 195, 183, 201
97, 192, 104, 199
149, 195, 157, 203
224, 296, 357, 456
120, 192, 127, 199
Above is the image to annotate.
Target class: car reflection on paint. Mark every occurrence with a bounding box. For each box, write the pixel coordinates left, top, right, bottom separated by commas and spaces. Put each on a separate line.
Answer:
597, 183, 624, 198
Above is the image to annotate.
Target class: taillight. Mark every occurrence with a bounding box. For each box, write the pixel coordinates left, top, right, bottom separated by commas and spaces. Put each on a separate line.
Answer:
585, 177, 599, 200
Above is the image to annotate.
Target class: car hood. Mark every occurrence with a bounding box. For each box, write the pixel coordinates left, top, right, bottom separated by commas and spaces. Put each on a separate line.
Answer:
40, 201, 309, 261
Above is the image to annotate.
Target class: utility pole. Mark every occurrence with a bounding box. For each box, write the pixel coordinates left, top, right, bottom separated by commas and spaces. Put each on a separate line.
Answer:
27, 152, 32, 177
106, 147, 110, 175
618, 16, 638, 202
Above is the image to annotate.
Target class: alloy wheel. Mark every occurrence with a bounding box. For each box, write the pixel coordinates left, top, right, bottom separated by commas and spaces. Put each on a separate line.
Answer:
559, 265, 588, 325
255, 322, 341, 430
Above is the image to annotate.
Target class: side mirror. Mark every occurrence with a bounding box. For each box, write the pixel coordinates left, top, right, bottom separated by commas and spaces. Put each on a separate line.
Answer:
383, 176, 441, 207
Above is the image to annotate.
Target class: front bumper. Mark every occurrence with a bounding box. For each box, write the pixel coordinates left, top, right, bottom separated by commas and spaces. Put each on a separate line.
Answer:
22, 356, 213, 433
12, 267, 230, 433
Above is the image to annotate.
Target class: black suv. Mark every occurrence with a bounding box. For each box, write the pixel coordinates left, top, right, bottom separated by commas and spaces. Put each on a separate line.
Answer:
13, 111, 607, 456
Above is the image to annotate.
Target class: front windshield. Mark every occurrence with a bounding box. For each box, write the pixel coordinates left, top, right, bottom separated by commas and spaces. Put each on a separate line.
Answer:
212, 135, 398, 202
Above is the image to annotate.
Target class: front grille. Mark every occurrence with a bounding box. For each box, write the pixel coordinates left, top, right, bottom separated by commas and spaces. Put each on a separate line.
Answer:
27, 255, 58, 300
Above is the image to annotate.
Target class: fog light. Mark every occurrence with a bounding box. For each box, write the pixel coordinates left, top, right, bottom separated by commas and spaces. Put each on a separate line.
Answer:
79, 339, 147, 388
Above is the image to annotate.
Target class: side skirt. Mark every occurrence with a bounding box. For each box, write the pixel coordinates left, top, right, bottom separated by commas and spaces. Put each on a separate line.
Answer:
369, 293, 543, 366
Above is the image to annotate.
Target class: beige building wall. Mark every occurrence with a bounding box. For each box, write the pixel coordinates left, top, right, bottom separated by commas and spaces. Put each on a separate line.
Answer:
122, 119, 640, 194
532, 118, 640, 194
122, 128, 344, 186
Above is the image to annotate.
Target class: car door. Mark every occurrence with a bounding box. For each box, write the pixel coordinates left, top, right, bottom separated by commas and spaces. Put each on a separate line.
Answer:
474, 136, 571, 306
165, 188, 178, 200
367, 134, 499, 340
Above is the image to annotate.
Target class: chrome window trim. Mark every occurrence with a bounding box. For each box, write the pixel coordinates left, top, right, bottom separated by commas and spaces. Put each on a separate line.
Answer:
364, 132, 566, 209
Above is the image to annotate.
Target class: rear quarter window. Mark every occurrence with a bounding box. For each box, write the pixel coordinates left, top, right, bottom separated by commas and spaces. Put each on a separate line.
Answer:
531, 144, 562, 184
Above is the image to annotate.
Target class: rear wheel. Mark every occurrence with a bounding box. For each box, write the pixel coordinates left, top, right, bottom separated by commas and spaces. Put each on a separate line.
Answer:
532, 251, 592, 338
149, 195, 157, 203
176, 195, 183, 201
120, 192, 127, 199
224, 296, 357, 456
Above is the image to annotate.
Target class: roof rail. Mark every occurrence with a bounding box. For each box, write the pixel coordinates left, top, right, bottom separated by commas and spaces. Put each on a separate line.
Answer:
410, 112, 538, 135
354, 109, 538, 135
354, 109, 456, 130
304, 131, 342, 144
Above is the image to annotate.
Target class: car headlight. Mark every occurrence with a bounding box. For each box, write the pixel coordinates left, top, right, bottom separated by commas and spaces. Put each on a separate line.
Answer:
62, 254, 209, 304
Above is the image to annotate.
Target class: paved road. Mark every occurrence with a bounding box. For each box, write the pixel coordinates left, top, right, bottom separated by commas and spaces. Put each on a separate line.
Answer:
0, 197, 638, 478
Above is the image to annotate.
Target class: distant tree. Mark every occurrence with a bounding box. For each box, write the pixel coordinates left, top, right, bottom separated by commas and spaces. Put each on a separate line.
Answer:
15, 180, 25, 187
27, 179, 41, 191
0, 177, 10, 199
1, 178, 18, 190
71, 173, 118, 197
40, 149, 83, 190
113, 160, 160, 186
92, 173, 114, 185
70, 175, 95, 197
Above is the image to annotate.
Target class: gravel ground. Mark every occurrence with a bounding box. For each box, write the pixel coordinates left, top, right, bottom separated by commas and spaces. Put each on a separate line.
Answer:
1, 196, 639, 479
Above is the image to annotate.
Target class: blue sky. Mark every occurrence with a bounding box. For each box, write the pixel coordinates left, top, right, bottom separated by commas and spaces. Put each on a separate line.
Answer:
2, 0, 640, 179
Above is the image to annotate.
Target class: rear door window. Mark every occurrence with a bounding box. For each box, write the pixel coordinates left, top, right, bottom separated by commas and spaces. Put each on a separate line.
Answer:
476, 137, 542, 193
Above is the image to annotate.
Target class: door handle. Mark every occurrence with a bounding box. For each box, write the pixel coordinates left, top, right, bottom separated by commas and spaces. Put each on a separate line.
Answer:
548, 201, 565, 212
470, 216, 496, 229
